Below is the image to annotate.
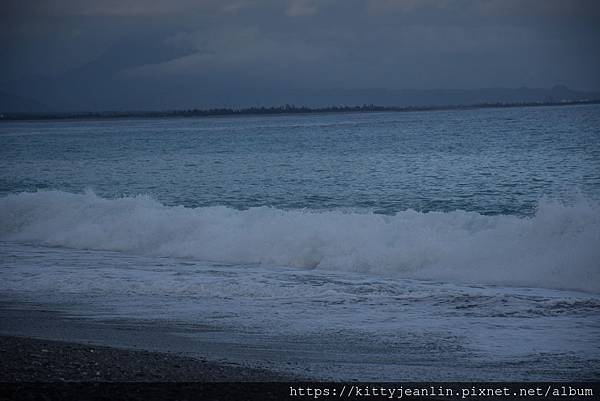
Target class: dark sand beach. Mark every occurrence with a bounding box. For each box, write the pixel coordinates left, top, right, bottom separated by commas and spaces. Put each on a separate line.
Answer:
0, 304, 295, 400
0, 335, 289, 382
0, 302, 295, 382
0, 337, 300, 401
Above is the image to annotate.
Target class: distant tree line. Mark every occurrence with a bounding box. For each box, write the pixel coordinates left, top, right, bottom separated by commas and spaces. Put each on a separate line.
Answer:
1, 99, 599, 121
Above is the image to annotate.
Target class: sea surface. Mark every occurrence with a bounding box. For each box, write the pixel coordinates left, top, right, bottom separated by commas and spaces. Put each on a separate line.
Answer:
1, 104, 600, 380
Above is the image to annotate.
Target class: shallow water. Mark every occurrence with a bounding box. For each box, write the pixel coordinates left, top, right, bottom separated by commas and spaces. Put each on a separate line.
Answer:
1, 242, 599, 380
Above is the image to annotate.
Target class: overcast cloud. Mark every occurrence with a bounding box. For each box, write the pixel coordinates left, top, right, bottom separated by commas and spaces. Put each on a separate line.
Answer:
1, 0, 599, 110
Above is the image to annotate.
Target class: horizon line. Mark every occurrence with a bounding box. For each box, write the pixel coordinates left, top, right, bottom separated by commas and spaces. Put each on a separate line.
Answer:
1, 98, 599, 122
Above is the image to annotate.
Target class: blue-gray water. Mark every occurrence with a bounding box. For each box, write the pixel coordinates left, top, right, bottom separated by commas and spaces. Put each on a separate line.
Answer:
1, 104, 599, 380
2, 105, 600, 215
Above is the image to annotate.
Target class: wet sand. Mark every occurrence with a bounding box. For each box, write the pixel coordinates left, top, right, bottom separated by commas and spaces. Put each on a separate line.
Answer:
0, 301, 299, 383
0, 335, 290, 382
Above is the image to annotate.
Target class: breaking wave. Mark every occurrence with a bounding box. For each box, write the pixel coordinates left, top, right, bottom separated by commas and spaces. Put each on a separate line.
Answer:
1, 190, 599, 292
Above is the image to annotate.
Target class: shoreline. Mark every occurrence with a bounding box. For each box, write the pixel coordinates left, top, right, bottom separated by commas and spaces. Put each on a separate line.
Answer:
2, 276, 600, 382
0, 335, 290, 382
0, 303, 299, 382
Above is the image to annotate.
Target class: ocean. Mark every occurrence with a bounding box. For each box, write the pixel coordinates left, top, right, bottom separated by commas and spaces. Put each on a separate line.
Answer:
1, 104, 599, 380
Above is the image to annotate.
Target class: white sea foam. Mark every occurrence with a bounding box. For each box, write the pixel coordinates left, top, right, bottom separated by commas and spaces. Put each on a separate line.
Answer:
1, 190, 599, 292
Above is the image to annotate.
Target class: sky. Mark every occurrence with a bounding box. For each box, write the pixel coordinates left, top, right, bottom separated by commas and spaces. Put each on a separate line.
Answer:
1, 0, 599, 110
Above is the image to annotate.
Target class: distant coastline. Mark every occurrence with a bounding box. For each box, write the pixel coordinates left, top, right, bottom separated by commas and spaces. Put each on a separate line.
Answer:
1, 98, 599, 121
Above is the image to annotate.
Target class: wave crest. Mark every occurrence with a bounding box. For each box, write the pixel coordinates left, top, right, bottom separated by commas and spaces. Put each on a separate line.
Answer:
1, 190, 599, 292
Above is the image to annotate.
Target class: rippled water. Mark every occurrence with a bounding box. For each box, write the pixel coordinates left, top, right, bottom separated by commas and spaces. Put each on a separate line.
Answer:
2, 104, 599, 215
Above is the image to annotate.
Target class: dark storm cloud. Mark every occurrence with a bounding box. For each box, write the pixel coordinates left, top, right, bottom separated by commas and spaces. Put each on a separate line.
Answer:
1, 0, 599, 110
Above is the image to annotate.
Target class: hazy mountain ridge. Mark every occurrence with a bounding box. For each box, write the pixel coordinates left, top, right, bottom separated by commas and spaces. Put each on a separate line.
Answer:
1, 42, 598, 112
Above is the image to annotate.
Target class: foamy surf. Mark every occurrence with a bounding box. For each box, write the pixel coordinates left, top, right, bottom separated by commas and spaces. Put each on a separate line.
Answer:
1, 190, 599, 292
